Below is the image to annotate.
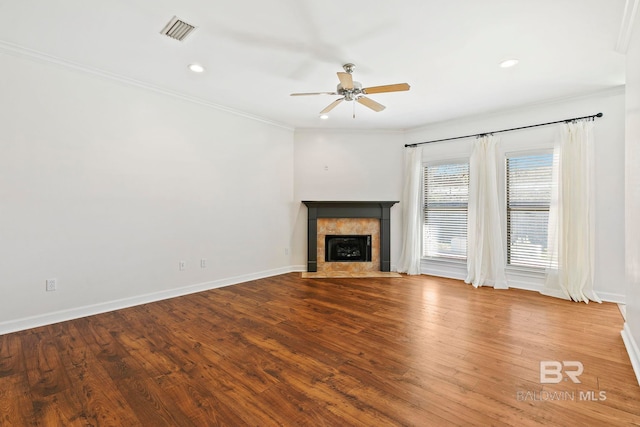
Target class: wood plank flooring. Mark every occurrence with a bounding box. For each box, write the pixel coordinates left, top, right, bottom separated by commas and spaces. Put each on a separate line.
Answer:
1, 273, 639, 426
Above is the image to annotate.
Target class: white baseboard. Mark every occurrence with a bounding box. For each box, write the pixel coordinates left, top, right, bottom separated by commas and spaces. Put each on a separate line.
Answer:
619, 304, 627, 320
621, 322, 640, 387
418, 267, 625, 304
420, 260, 467, 281
0, 266, 299, 336
597, 292, 627, 304
3, 266, 627, 336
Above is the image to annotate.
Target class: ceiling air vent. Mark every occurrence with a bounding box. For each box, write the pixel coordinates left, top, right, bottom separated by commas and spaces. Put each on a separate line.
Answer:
160, 16, 196, 41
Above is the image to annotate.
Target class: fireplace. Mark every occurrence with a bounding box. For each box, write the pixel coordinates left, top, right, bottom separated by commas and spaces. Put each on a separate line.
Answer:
325, 235, 372, 262
302, 201, 398, 272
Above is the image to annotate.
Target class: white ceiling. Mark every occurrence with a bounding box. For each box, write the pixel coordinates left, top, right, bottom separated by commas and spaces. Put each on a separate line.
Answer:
0, 0, 628, 130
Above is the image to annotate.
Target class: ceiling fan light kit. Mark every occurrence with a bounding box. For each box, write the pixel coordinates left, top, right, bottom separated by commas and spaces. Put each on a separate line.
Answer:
291, 63, 410, 117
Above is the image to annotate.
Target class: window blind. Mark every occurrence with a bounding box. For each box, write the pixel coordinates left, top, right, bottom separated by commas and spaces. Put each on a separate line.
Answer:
423, 162, 469, 259
506, 153, 554, 268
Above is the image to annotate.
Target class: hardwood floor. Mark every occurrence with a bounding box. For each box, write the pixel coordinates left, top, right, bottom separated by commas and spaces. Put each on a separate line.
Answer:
1, 273, 639, 426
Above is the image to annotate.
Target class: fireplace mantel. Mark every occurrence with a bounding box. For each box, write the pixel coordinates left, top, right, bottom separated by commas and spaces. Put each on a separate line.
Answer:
302, 201, 398, 272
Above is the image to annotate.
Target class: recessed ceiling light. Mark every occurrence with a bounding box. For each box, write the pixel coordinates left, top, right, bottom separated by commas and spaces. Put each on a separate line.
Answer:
319, 114, 329, 120
499, 58, 519, 68
188, 63, 205, 73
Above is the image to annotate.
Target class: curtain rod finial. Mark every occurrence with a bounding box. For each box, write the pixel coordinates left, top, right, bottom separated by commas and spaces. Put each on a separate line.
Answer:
596, 112, 603, 118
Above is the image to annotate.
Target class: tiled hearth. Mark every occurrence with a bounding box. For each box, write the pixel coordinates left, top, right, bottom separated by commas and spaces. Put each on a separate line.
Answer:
301, 201, 401, 278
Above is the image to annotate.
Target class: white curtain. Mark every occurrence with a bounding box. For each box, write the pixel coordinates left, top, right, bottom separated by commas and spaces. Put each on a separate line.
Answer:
397, 146, 423, 275
466, 135, 508, 289
543, 120, 601, 303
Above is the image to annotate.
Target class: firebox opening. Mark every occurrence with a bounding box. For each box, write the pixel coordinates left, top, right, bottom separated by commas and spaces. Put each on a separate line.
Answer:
325, 235, 372, 262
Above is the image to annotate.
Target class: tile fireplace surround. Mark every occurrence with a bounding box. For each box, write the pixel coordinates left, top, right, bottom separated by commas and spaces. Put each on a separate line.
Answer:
301, 201, 398, 273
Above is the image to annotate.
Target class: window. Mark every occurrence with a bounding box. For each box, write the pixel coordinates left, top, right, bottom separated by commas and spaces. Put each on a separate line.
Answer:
423, 162, 469, 260
506, 153, 554, 268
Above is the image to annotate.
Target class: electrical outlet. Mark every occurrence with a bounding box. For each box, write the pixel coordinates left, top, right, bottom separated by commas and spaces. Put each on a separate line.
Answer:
200, 258, 207, 268
45, 278, 57, 292
179, 261, 186, 271
284, 248, 289, 255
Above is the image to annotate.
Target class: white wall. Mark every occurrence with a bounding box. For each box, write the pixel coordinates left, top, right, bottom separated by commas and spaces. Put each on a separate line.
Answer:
0, 52, 294, 333
0, 47, 629, 335
292, 129, 405, 269
623, 10, 640, 384
405, 88, 626, 302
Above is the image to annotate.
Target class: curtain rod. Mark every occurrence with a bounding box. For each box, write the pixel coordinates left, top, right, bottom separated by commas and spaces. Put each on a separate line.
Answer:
404, 112, 603, 148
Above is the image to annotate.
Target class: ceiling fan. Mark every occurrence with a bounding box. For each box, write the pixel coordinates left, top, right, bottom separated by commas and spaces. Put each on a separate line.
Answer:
290, 63, 410, 116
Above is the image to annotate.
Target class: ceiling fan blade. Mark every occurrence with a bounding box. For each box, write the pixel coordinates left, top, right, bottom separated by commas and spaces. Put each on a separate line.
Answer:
362, 83, 410, 94
337, 72, 354, 89
357, 96, 386, 112
290, 92, 338, 96
320, 98, 344, 114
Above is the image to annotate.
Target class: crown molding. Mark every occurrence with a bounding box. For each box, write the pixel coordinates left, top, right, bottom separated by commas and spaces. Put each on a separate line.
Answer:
405, 86, 625, 134
616, 0, 640, 53
0, 40, 294, 132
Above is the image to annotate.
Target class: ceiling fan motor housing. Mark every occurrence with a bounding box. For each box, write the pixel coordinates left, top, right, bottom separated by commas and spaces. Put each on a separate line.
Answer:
338, 81, 362, 101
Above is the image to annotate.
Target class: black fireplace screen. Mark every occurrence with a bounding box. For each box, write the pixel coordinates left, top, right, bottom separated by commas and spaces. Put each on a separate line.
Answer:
325, 235, 372, 262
